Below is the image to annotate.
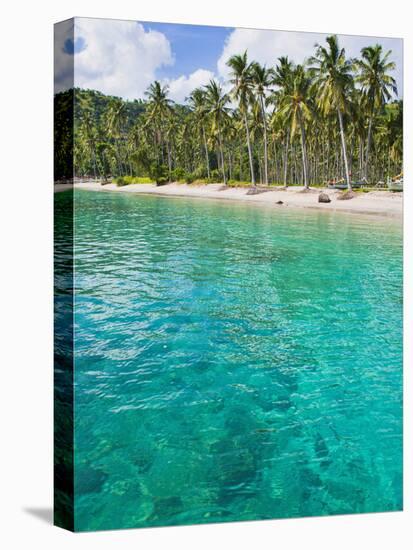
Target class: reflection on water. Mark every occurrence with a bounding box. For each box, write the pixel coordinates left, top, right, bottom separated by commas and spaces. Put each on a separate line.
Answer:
64, 190, 402, 531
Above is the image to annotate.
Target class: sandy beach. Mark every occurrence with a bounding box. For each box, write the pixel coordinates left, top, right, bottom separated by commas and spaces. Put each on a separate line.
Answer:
54, 182, 403, 219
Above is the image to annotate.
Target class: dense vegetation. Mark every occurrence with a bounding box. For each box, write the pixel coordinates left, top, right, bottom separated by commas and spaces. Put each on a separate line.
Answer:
55, 35, 402, 189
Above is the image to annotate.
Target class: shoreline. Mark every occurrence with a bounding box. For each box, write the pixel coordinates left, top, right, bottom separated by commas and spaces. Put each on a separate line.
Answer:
54, 182, 403, 220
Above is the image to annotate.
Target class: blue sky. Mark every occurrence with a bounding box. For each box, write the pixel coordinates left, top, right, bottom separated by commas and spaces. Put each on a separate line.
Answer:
54, 18, 403, 102
143, 22, 231, 80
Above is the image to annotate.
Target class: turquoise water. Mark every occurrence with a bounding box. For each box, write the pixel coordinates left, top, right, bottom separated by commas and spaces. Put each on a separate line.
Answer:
70, 190, 402, 531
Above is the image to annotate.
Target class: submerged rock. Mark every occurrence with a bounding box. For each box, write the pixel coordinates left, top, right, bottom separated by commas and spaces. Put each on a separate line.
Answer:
318, 192, 331, 203
152, 496, 183, 519
76, 466, 107, 495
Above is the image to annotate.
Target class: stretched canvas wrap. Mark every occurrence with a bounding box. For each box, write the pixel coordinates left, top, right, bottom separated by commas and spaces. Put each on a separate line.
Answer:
54, 17, 403, 532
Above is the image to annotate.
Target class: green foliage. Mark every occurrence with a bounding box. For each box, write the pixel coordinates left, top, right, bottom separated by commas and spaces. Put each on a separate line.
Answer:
210, 169, 223, 183
184, 172, 195, 184
54, 89, 74, 181
149, 164, 169, 186
115, 175, 152, 186
114, 176, 128, 186
171, 167, 186, 182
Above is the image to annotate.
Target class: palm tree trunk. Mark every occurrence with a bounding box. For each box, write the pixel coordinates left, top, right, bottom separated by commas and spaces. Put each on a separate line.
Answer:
91, 146, 97, 179
115, 140, 123, 176
260, 96, 268, 185
364, 115, 373, 181
273, 141, 278, 184
337, 109, 352, 190
243, 112, 255, 185
298, 108, 309, 189
217, 122, 226, 185
166, 140, 172, 181
202, 126, 211, 179
283, 129, 290, 187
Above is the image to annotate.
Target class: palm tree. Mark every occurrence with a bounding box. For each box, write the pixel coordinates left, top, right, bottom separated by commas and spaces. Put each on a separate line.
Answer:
204, 80, 230, 184
251, 63, 272, 184
278, 64, 313, 188
105, 97, 127, 175
187, 88, 211, 179
227, 52, 256, 185
355, 44, 397, 181
145, 81, 174, 178
271, 57, 294, 187
79, 110, 99, 178
309, 35, 354, 190
68, 38, 401, 187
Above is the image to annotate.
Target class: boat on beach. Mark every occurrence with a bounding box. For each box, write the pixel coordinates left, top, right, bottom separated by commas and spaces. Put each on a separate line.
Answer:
387, 172, 403, 192
327, 180, 362, 190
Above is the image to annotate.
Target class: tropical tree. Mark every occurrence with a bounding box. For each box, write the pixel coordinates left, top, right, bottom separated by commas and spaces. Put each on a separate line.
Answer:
105, 97, 127, 175
144, 81, 174, 179
271, 57, 294, 187
187, 88, 211, 179
227, 51, 256, 185
355, 44, 397, 180
309, 35, 354, 190
79, 110, 98, 178
65, 37, 401, 189
251, 62, 272, 184
204, 79, 230, 184
278, 64, 313, 188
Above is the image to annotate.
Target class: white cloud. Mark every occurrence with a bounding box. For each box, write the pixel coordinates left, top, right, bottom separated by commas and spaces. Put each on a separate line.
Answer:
54, 19, 75, 93
217, 28, 402, 95
166, 69, 215, 103
54, 20, 402, 101
55, 18, 174, 99
217, 28, 318, 79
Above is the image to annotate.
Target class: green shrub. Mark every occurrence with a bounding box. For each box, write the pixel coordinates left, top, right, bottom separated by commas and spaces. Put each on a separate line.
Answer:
130, 176, 152, 184
115, 176, 128, 186
114, 175, 154, 186
210, 169, 222, 183
171, 167, 186, 182
184, 172, 195, 184
149, 164, 169, 186
192, 166, 207, 180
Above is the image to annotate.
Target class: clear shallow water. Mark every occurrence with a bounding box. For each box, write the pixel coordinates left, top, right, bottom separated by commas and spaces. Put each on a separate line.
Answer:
69, 190, 402, 531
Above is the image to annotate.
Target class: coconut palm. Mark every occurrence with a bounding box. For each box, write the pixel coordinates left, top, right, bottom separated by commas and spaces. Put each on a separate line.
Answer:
251, 62, 272, 184
271, 57, 294, 186
309, 35, 354, 190
204, 79, 230, 184
105, 97, 127, 175
145, 81, 174, 177
66, 39, 401, 188
79, 110, 99, 178
227, 52, 256, 185
278, 64, 313, 189
355, 44, 397, 180
187, 88, 211, 179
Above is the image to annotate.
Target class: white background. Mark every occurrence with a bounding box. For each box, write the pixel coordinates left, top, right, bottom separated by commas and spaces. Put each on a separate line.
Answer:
0, 0, 411, 548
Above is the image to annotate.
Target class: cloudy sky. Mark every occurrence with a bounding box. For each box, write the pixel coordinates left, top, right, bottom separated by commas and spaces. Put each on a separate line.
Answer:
55, 17, 403, 102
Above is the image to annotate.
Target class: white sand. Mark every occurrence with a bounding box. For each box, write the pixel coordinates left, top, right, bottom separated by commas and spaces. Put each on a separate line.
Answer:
55, 181, 403, 219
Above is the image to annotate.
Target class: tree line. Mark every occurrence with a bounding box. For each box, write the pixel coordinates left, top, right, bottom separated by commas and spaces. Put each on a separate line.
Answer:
55, 35, 402, 190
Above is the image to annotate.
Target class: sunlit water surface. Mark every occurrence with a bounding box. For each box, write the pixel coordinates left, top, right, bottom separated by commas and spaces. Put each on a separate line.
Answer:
66, 190, 402, 530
